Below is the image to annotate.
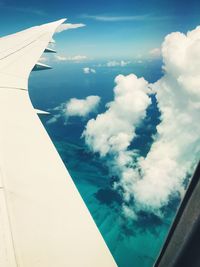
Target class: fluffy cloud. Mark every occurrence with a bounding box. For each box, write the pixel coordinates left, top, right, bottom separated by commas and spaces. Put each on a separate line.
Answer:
56, 23, 85, 33
106, 60, 130, 67
55, 55, 87, 62
83, 73, 151, 162
83, 67, 96, 74
47, 96, 100, 124
83, 26, 200, 219
65, 96, 100, 117
131, 27, 200, 212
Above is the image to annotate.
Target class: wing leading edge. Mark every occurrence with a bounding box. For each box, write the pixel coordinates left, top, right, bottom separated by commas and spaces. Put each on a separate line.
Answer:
0, 20, 116, 267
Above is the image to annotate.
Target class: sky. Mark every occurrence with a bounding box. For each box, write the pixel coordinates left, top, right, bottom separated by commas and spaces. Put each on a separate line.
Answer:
1, 1, 200, 265
1, 0, 200, 59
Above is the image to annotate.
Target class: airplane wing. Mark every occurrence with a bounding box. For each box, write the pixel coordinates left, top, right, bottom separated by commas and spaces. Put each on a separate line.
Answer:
0, 20, 116, 267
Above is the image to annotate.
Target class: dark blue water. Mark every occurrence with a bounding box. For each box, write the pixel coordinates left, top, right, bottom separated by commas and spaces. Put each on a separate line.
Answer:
29, 60, 177, 267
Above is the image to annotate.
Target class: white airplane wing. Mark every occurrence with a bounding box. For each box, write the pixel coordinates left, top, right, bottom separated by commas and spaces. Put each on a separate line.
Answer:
0, 19, 116, 267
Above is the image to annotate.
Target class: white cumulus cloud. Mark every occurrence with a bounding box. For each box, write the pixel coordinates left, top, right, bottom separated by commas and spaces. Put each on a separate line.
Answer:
47, 96, 101, 124
66, 96, 100, 117
130, 26, 200, 213
83, 73, 151, 158
83, 67, 96, 74
83, 26, 200, 219
106, 60, 130, 67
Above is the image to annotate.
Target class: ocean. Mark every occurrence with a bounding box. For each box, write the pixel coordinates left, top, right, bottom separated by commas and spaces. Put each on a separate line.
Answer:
29, 60, 178, 267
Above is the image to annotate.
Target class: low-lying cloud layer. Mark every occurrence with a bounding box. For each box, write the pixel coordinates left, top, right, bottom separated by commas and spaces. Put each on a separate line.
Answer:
83, 26, 200, 219
55, 55, 87, 62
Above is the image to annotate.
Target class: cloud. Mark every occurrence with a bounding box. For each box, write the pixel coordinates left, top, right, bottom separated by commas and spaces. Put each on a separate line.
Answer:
55, 55, 87, 62
83, 67, 96, 74
66, 96, 100, 117
106, 60, 130, 67
46, 114, 61, 124
56, 23, 85, 33
81, 14, 170, 22
131, 27, 200, 212
83, 74, 151, 156
83, 26, 200, 219
47, 96, 100, 124
54, 55, 67, 61
81, 14, 150, 22
72, 55, 87, 61
122, 204, 138, 220
149, 47, 161, 58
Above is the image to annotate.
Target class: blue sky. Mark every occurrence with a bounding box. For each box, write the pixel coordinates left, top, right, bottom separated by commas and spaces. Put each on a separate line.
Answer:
1, 0, 200, 59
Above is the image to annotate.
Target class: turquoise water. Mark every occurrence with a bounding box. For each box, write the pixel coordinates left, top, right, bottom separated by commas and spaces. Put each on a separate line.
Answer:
29, 60, 177, 267
51, 139, 173, 267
